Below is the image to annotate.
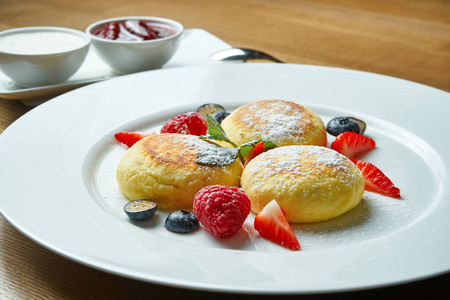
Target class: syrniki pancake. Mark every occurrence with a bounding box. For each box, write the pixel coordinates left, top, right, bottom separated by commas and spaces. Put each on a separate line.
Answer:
116, 133, 243, 209
241, 145, 365, 223
221, 99, 327, 147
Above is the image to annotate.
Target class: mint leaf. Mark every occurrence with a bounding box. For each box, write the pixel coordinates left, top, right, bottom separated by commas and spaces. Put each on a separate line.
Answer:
262, 140, 276, 151
198, 114, 276, 166
200, 114, 238, 148
197, 146, 239, 166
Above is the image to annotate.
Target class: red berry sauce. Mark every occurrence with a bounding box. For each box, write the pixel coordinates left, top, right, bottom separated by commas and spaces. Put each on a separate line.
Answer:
93, 20, 176, 41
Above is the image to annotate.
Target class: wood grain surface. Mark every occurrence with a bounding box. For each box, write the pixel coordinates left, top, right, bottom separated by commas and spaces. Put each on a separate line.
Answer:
1, 0, 449, 299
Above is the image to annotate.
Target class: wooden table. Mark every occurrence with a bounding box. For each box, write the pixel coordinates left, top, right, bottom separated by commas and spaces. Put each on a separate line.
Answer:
1, 0, 449, 298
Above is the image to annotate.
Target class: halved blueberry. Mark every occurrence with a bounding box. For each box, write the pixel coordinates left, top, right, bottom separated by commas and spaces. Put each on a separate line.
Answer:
196, 103, 226, 118
124, 199, 157, 221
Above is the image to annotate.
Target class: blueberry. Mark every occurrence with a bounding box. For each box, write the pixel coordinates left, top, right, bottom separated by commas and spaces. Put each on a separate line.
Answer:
326, 117, 362, 136
124, 199, 157, 221
196, 103, 226, 118
211, 111, 230, 124
165, 210, 199, 233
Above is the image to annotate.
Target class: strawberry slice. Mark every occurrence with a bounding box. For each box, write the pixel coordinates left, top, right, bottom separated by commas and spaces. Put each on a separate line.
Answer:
356, 160, 401, 198
254, 200, 300, 251
349, 158, 357, 164
331, 132, 376, 159
244, 141, 265, 166
114, 131, 148, 148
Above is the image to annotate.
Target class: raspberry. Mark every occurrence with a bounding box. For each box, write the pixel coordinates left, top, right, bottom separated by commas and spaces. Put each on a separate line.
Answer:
160, 112, 208, 136
193, 185, 251, 238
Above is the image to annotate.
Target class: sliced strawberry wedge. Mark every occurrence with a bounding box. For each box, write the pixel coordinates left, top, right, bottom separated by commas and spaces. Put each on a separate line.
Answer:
244, 141, 265, 166
331, 132, 376, 159
254, 200, 300, 251
114, 131, 148, 148
356, 160, 401, 198
349, 158, 357, 164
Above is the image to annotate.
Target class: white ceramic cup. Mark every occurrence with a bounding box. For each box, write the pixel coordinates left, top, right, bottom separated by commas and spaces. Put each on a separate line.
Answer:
0, 26, 90, 87
86, 16, 184, 74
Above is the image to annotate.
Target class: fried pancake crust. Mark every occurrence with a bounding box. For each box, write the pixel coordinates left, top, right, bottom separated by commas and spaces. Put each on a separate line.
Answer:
221, 100, 327, 147
116, 133, 243, 209
241, 145, 365, 223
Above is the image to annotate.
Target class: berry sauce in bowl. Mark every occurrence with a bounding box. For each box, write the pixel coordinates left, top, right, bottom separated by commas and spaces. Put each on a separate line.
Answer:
86, 16, 183, 74
92, 19, 177, 41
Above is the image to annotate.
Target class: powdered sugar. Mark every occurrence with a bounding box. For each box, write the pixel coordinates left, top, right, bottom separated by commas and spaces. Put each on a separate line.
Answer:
185, 135, 215, 147
240, 101, 305, 144
196, 146, 239, 165
143, 134, 239, 169
251, 145, 348, 177
160, 134, 239, 166
159, 134, 216, 153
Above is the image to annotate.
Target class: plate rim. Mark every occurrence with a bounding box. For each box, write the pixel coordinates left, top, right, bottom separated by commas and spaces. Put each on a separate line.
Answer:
1, 63, 449, 294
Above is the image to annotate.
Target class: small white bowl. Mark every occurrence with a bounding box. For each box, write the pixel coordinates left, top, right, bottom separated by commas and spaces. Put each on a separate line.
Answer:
0, 26, 90, 87
86, 16, 184, 74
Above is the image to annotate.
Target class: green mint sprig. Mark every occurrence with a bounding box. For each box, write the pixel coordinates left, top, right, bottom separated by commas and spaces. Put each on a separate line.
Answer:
198, 114, 276, 166
199, 114, 244, 164
200, 114, 239, 148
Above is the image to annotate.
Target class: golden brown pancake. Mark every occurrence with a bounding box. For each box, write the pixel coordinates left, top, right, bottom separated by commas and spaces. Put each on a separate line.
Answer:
241, 145, 364, 223
221, 100, 327, 147
116, 133, 243, 209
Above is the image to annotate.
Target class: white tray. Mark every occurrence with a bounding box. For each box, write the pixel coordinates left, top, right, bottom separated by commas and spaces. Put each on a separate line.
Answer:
0, 29, 232, 106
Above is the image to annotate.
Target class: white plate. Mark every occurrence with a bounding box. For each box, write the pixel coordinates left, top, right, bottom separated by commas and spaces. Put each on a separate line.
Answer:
0, 29, 232, 106
0, 64, 449, 294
